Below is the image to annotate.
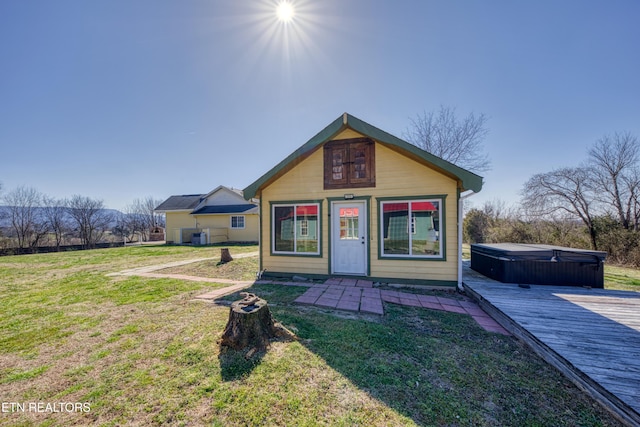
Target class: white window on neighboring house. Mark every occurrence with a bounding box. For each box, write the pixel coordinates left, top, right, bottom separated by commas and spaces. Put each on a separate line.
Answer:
300, 219, 309, 237
231, 215, 245, 229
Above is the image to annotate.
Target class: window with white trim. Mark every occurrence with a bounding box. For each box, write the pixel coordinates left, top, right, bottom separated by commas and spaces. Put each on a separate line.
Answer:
272, 203, 319, 255
230, 215, 245, 229
380, 199, 442, 258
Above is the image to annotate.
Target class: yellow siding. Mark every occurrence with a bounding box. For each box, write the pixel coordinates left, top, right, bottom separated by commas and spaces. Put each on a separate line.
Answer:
195, 214, 259, 243
232, 214, 259, 242
194, 214, 231, 231
166, 212, 196, 230
333, 129, 363, 140
260, 130, 460, 283
166, 212, 259, 243
369, 144, 459, 282
165, 212, 196, 243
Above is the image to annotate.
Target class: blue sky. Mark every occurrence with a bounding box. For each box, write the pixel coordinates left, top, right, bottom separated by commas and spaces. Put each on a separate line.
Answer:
1, 0, 639, 211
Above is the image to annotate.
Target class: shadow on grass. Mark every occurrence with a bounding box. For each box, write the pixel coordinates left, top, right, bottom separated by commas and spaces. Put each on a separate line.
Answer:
218, 346, 266, 381
213, 283, 621, 426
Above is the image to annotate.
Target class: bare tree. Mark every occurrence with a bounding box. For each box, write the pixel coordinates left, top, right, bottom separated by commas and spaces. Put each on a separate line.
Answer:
113, 211, 137, 243
66, 195, 112, 248
41, 196, 70, 250
404, 105, 491, 174
138, 196, 164, 239
627, 168, 640, 230
521, 167, 599, 250
122, 205, 145, 242
147, 196, 165, 227
124, 197, 165, 242
2, 186, 46, 248
0, 182, 5, 234
588, 132, 640, 229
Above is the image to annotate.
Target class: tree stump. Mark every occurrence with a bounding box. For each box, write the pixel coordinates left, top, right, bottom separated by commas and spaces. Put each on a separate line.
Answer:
219, 293, 281, 351
220, 248, 233, 263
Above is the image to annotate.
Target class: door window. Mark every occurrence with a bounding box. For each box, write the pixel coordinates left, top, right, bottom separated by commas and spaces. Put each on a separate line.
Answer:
339, 207, 359, 240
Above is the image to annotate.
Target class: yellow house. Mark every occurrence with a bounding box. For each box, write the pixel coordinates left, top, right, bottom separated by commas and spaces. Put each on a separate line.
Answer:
155, 186, 259, 245
243, 113, 483, 287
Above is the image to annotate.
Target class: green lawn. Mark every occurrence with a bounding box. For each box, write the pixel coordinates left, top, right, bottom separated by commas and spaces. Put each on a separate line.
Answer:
605, 264, 640, 291
0, 245, 625, 426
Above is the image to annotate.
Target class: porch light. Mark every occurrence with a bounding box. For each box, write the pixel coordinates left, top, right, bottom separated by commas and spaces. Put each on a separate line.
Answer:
344, 193, 355, 200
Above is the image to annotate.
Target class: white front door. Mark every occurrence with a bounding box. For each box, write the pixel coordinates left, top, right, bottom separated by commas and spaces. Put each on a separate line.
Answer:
332, 201, 367, 275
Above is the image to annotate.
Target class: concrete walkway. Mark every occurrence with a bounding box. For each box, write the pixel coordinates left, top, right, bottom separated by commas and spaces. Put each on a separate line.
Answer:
107, 251, 259, 299
107, 251, 259, 281
109, 254, 508, 335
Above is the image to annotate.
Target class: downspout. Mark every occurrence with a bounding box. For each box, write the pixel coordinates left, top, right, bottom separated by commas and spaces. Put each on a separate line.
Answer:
458, 190, 476, 292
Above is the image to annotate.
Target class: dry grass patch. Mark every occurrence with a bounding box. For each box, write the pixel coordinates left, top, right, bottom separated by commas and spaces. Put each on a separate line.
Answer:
158, 255, 259, 282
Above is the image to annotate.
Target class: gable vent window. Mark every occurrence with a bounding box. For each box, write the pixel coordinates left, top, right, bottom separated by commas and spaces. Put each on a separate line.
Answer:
324, 138, 375, 189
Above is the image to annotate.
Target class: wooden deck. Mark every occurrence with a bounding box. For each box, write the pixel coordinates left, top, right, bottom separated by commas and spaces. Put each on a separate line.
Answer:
462, 264, 640, 427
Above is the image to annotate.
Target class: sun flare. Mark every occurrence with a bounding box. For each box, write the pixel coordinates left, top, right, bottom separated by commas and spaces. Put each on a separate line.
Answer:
276, 1, 295, 22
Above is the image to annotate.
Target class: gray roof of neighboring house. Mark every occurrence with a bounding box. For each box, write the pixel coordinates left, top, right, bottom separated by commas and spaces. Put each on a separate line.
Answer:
191, 204, 258, 215
155, 194, 258, 215
154, 195, 203, 211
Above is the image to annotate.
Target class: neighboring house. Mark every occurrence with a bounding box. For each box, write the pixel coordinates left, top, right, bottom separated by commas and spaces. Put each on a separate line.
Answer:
155, 186, 259, 245
243, 113, 483, 287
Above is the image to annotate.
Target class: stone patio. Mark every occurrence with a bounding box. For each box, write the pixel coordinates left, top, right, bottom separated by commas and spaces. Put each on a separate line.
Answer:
293, 278, 510, 335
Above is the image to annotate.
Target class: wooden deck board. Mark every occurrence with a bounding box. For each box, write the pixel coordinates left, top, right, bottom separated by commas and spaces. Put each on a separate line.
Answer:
463, 264, 640, 427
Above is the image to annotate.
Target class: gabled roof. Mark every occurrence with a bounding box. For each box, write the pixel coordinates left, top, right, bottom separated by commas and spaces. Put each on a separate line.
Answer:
155, 194, 203, 212
192, 204, 258, 215
200, 185, 244, 201
243, 113, 483, 199
155, 186, 259, 215
190, 186, 250, 213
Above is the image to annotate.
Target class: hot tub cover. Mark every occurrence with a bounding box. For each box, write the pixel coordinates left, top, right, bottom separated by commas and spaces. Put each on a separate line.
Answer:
471, 243, 607, 263
470, 243, 607, 287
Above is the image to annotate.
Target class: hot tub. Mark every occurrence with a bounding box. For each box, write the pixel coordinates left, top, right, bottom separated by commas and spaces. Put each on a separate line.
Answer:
470, 243, 607, 288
